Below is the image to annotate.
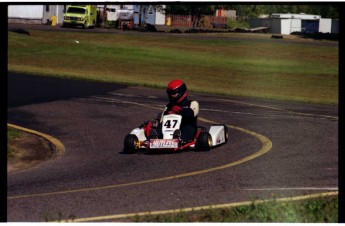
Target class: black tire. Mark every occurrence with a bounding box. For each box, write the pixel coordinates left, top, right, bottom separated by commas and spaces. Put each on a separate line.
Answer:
224, 125, 229, 142
124, 134, 139, 153
196, 132, 212, 151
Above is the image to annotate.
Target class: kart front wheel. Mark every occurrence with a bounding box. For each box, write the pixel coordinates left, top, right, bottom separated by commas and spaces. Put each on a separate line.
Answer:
124, 134, 139, 153
196, 132, 212, 151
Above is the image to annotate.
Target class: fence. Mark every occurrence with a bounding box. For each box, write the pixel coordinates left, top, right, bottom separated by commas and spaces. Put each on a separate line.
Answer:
167, 14, 228, 27
168, 15, 193, 27
209, 16, 227, 25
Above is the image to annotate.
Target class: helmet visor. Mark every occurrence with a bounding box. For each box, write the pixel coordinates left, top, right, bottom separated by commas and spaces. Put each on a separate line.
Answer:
167, 89, 179, 96
167, 83, 187, 103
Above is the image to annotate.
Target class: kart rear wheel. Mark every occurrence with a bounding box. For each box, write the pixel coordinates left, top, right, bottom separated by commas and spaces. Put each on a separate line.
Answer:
196, 132, 212, 151
124, 134, 139, 153
224, 125, 229, 142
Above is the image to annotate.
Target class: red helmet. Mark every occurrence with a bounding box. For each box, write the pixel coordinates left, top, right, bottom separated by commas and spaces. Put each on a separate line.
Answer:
166, 80, 188, 104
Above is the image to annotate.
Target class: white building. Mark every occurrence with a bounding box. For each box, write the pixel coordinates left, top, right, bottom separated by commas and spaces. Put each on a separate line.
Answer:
133, 5, 166, 26
319, 18, 332, 33
250, 13, 336, 35
8, 5, 65, 24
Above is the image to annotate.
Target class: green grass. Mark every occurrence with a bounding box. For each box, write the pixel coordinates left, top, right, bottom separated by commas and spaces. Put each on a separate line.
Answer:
131, 195, 338, 222
227, 18, 251, 28
7, 127, 22, 157
8, 30, 338, 104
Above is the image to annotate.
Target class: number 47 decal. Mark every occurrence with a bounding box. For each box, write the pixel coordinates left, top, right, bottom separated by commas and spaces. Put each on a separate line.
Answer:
164, 120, 178, 129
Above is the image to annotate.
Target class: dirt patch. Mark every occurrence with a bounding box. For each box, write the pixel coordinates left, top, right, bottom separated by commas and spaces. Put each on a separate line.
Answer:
8, 131, 53, 173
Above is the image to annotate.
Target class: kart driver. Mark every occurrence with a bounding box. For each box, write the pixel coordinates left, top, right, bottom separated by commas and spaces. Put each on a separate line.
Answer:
143, 80, 199, 142
165, 79, 199, 141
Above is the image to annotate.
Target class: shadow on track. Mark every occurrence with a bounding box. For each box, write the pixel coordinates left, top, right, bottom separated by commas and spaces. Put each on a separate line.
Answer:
8, 73, 127, 108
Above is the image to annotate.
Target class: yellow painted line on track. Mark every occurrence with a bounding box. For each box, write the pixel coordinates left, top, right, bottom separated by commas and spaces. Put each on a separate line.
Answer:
7, 123, 65, 156
8, 101, 273, 200
66, 191, 338, 222
8, 120, 272, 200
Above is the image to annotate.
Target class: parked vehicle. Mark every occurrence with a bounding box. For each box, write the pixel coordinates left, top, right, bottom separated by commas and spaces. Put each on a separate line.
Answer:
63, 5, 97, 28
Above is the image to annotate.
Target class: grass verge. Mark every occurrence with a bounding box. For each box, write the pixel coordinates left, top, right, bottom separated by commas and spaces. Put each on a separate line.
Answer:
8, 29, 338, 104
7, 127, 22, 158
131, 195, 338, 222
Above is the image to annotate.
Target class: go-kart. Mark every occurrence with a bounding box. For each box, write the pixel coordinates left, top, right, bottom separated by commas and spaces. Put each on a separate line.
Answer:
123, 110, 228, 153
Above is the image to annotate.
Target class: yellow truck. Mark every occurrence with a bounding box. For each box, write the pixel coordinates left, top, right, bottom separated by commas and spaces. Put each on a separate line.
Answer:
63, 5, 97, 28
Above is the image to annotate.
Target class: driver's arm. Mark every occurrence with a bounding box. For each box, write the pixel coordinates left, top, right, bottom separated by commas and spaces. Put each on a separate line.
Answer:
180, 101, 199, 119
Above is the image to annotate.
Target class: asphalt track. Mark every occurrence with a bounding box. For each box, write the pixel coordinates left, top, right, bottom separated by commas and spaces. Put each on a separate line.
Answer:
7, 73, 338, 222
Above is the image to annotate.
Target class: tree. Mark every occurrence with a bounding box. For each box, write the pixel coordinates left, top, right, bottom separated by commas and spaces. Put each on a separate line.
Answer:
312, 5, 339, 18
264, 5, 339, 18
165, 4, 339, 26
233, 5, 265, 20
